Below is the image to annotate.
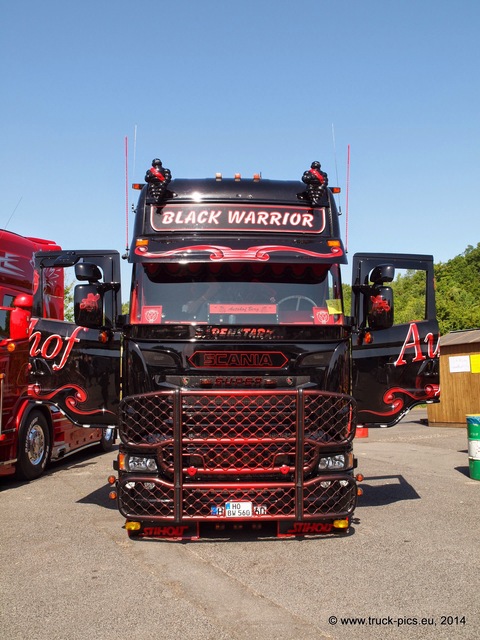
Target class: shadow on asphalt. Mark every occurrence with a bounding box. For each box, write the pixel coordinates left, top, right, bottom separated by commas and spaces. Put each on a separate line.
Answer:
0, 446, 118, 491
357, 474, 420, 507
77, 484, 117, 509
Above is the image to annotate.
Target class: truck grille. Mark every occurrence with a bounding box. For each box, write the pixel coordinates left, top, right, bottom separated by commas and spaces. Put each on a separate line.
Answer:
118, 389, 356, 521
119, 389, 355, 446
118, 476, 357, 520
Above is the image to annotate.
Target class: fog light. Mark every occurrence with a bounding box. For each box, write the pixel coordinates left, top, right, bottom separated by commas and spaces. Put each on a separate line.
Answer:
125, 521, 141, 531
333, 519, 349, 529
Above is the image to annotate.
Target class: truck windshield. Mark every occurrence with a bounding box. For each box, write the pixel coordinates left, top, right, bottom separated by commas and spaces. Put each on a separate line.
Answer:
131, 262, 344, 325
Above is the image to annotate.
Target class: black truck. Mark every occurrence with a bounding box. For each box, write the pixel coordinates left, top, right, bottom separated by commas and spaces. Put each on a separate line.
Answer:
30, 160, 439, 539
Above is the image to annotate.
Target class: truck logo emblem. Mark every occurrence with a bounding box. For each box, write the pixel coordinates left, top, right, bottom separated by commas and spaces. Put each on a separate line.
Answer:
188, 351, 288, 369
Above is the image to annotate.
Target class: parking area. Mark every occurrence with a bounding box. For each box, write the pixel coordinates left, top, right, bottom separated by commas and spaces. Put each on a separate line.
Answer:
0, 408, 479, 640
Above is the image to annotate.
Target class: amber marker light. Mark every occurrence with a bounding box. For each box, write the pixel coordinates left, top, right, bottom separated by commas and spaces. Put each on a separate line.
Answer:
131, 183, 144, 190
357, 487, 363, 496
107, 475, 116, 485
7, 343, 16, 353
327, 240, 341, 248
109, 491, 117, 500
135, 238, 149, 247
330, 187, 341, 194
356, 473, 364, 482
118, 453, 127, 471
234, 173, 241, 181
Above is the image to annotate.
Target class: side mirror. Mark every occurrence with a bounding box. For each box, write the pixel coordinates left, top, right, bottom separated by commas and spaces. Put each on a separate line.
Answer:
370, 264, 395, 284
74, 284, 103, 328
367, 285, 394, 329
75, 262, 103, 283
9, 294, 33, 340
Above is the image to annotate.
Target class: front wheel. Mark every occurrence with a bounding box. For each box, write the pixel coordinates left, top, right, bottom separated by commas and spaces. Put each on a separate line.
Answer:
15, 411, 51, 481
99, 427, 115, 452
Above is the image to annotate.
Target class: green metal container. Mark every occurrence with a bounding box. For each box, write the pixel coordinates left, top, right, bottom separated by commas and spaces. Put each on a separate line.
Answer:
466, 415, 480, 481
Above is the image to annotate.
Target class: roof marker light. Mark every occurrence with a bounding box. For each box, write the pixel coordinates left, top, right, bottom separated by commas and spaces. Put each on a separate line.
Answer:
215, 173, 222, 181
234, 173, 241, 181
253, 173, 261, 181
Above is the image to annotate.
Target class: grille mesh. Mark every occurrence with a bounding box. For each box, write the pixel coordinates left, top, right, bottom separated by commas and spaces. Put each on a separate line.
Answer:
118, 389, 356, 521
118, 477, 356, 520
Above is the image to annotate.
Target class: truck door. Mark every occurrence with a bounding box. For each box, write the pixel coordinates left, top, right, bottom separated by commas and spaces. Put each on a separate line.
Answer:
351, 253, 439, 426
30, 250, 122, 427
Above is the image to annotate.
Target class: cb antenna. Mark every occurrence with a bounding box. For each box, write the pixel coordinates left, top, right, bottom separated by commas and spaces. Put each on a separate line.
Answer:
3, 196, 23, 230
133, 124, 137, 181
331, 124, 343, 215
345, 144, 350, 253
123, 135, 129, 259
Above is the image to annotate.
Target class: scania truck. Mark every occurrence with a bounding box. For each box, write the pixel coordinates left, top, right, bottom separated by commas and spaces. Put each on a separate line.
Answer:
28, 160, 439, 537
0, 230, 114, 480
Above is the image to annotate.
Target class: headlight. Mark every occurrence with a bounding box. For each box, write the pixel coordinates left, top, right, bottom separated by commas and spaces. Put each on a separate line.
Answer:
143, 350, 176, 366
126, 455, 158, 472
300, 351, 333, 367
318, 454, 347, 471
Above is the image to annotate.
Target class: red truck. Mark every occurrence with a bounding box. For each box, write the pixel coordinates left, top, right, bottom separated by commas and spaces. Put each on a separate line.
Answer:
25, 159, 440, 538
0, 230, 114, 480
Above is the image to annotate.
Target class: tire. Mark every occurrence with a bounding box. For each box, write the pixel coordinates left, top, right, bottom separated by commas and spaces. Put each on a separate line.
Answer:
15, 411, 51, 481
99, 427, 115, 452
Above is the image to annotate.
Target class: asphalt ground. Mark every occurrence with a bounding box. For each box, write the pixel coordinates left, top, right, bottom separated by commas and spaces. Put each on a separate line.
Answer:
1, 408, 479, 640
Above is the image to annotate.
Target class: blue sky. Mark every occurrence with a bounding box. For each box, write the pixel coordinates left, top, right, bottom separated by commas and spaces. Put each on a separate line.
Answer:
1, 0, 479, 289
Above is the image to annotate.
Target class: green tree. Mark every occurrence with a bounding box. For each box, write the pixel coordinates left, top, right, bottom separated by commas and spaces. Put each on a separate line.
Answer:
390, 269, 427, 324
64, 279, 74, 322
435, 243, 480, 334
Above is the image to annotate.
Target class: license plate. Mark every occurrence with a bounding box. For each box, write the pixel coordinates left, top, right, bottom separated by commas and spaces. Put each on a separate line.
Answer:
225, 501, 252, 518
